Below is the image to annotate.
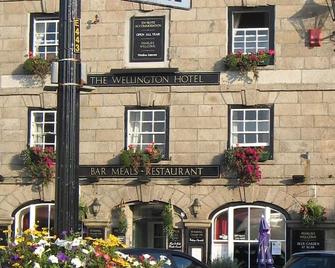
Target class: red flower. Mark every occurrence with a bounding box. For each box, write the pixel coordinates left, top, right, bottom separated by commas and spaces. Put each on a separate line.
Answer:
268, 49, 275, 56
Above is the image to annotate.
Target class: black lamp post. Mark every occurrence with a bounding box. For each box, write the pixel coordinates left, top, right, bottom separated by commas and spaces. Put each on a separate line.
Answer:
55, 0, 81, 235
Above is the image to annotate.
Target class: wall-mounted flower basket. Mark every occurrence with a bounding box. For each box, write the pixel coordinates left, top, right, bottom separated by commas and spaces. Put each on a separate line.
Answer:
21, 146, 56, 185
300, 199, 326, 226
23, 52, 51, 81
120, 143, 162, 172
258, 151, 271, 162
223, 50, 274, 80
222, 146, 264, 185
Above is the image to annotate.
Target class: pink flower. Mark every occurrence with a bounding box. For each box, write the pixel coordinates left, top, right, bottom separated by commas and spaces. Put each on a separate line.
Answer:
268, 49, 275, 56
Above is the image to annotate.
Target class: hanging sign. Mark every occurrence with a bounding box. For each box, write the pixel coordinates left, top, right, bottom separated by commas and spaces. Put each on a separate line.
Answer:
123, 0, 191, 10
74, 18, 80, 53
130, 16, 165, 62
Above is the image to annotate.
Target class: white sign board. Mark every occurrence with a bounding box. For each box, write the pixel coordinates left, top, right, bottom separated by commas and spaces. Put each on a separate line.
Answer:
123, 0, 191, 10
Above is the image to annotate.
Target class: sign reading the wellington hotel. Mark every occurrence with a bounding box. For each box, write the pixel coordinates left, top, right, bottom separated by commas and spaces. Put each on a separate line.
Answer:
88, 72, 220, 87
79, 165, 220, 178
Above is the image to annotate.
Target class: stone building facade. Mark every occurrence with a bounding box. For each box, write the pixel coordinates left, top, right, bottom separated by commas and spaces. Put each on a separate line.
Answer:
0, 0, 335, 267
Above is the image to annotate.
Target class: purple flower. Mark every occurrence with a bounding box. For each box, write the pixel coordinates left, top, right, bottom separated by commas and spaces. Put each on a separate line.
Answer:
57, 252, 69, 262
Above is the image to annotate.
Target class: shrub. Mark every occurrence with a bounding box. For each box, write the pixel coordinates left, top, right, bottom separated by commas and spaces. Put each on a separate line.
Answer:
300, 198, 326, 226
210, 257, 241, 268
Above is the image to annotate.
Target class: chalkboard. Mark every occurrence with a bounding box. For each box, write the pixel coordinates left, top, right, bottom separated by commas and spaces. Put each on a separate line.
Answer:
87, 227, 105, 239
292, 230, 325, 253
130, 16, 165, 62
168, 229, 182, 250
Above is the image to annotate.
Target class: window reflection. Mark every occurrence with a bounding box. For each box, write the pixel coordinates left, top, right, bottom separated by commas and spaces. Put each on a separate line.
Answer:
234, 208, 248, 240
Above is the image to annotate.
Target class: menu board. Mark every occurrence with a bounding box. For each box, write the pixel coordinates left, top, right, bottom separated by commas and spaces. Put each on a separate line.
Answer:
168, 229, 182, 250
188, 229, 205, 244
87, 227, 105, 239
130, 16, 165, 62
292, 230, 325, 253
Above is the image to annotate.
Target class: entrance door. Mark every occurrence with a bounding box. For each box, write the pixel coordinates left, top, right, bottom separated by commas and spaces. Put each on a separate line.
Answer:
148, 222, 165, 248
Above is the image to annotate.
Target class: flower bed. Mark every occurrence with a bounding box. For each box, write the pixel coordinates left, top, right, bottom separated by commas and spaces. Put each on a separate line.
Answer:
223, 50, 275, 79
0, 229, 170, 267
21, 146, 56, 185
222, 146, 264, 185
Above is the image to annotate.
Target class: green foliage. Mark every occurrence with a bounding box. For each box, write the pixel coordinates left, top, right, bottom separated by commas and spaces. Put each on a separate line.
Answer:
21, 146, 56, 185
79, 201, 88, 221
223, 50, 274, 80
300, 198, 326, 226
210, 258, 241, 268
162, 203, 174, 240
23, 56, 51, 81
118, 208, 128, 235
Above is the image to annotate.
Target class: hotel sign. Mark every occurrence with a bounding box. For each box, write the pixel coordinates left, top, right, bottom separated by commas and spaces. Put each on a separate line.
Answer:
123, 0, 191, 10
79, 165, 220, 178
130, 16, 165, 62
87, 72, 220, 87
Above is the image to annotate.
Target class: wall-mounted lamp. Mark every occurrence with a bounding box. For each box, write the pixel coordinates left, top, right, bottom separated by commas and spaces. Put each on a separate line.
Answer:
191, 198, 201, 218
189, 176, 202, 184
90, 198, 101, 217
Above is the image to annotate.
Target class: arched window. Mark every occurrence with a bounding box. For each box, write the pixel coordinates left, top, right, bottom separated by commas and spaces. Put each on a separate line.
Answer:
211, 205, 286, 268
14, 203, 54, 236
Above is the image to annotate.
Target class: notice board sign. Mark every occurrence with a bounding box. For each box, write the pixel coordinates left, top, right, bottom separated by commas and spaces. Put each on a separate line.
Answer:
188, 229, 205, 244
87, 227, 105, 239
292, 230, 325, 253
130, 16, 165, 62
168, 229, 182, 250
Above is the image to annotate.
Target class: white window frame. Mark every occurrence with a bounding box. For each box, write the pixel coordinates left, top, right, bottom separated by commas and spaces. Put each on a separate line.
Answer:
230, 108, 271, 147
32, 15, 59, 60
29, 110, 57, 149
124, 10, 170, 68
126, 108, 167, 157
14, 203, 54, 237
211, 205, 286, 267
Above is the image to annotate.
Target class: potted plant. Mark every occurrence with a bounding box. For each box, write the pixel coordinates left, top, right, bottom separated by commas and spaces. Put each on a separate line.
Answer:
23, 51, 51, 81
117, 207, 128, 235
120, 143, 162, 172
21, 146, 56, 185
222, 146, 263, 185
162, 202, 174, 240
223, 50, 275, 80
300, 198, 326, 226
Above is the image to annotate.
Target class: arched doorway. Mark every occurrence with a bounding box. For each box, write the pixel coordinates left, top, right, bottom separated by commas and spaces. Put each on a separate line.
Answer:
130, 201, 185, 249
211, 204, 286, 268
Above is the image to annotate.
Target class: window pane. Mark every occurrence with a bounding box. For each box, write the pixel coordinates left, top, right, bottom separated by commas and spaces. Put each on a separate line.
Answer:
258, 122, 269, 131
142, 111, 152, 121
245, 122, 256, 132
129, 111, 140, 122
233, 111, 243, 120
45, 113, 55, 122
36, 206, 49, 230
232, 122, 243, 132
245, 134, 256, 143
46, 22, 56, 32
35, 23, 44, 33
234, 208, 248, 240
245, 110, 256, 120
238, 134, 244, 144
250, 208, 265, 240
154, 122, 165, 132
34, 113, 43, 122
215, 211, 228, 240
270, 210, 286, 240
234, 243, 248, 268
45, 134, 55, 143
258, 133, 269, 144
258, 110, 269, 120
44, 123, 54, 133
142, 123, 152, 132
130, 122, 140, 133
142, 134, 153, 143
154, 111, 165, 121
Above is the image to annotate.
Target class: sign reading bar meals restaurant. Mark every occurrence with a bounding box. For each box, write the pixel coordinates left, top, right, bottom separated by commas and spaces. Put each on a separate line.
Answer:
79, 165, 220, 178
123, 0, 191, 10
130, 16, 165, 62
87, 72, 220, 87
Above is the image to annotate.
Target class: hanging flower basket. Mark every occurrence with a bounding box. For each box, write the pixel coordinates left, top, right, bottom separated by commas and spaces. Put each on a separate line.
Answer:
222, 146, 264, 185
300, 199, 326, 226
23, 52, 51, 81
223, 50, 275, 80
120, 143, 162, 172
21, 146, 56, 185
